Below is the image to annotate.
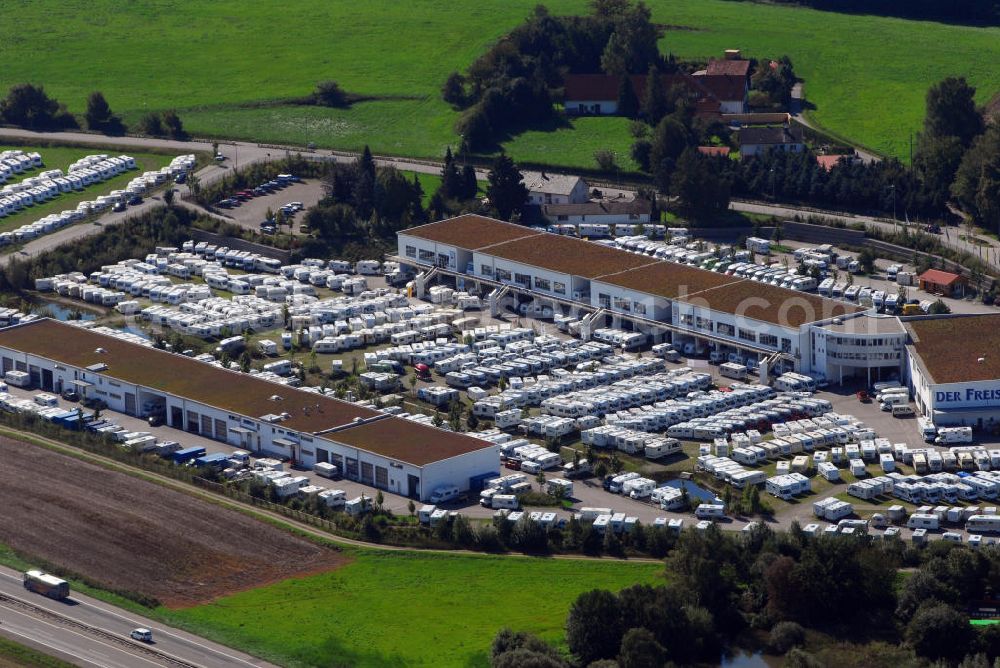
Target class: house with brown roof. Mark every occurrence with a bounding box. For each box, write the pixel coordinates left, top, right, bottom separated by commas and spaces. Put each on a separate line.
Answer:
562, 73, 722, 118
918, 269, 966, 297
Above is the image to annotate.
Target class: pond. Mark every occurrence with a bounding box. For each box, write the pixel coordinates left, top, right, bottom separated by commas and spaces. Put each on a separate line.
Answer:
38, 303, 97, 322
662, 479, 723, 504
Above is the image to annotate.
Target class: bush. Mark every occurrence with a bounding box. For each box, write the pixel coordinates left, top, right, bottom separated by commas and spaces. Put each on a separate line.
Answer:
769, 621, 806, 654
313, 80, 349, 107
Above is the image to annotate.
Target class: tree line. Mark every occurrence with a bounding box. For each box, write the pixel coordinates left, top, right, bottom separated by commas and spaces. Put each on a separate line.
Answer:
491, 523, 1000, 668
728, 0, 1000, 25
0, 83, 185, 138
444, 1, 664, 151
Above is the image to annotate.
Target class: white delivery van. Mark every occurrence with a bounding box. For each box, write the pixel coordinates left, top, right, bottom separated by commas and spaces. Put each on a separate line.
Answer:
314, 462, 339, 479
429, 485, 461, 504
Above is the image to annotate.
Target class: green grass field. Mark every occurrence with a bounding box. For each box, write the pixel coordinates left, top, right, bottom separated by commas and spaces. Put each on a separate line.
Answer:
1, 1, 998, 163
162, 547, 662, 668
0, 144, 175, 232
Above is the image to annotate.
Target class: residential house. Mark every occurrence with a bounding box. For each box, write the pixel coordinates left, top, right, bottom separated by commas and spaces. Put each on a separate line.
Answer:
738, 126, 805, 158
521, 171, 589, 206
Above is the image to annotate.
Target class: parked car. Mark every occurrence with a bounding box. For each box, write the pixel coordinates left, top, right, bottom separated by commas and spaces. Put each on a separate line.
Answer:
856, 390, 870, 403
60, 389, 79, 402
112, 201, 126, 212
174, 172, 187, 184
127, 195, 143, 206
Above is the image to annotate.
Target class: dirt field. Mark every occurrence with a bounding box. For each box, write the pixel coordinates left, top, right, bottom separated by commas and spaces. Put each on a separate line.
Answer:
0, 437, 347, 607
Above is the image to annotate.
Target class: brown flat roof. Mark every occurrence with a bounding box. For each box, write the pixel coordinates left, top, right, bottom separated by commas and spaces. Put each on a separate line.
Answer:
595, 261, 740, 300
679, 281, 864, 328
401, 215, 540, 250
0, 319, 380, 433
328, 418, 494, 467
907, 315, 1000, 384
484, 234, 658, 279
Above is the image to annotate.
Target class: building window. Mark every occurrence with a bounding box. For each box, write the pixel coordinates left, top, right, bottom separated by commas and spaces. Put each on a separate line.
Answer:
534, 277, 551, 291
717, 323, 735, 336
781, 338, 792, 353
480, 264, 493, 277
598, 293, 611, 308
553, 281, 566, 295
738, 329, 757, 342
760, 333, 778, 348
613, 296, 631, 311
514, 273, 531, 288
405, 245, 416, 258
418, 249, 435, 262
633, 302, 646, 315
495, 268, 512, 282
680, 313, 694, 326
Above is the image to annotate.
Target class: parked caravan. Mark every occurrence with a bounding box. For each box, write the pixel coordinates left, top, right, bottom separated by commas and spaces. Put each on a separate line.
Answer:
907, 513, 940, 530
695, 504, 726, 520
719, 362, 748, 381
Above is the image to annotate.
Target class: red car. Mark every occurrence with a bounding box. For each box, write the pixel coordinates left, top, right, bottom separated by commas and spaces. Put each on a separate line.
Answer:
857, 390, 870, 402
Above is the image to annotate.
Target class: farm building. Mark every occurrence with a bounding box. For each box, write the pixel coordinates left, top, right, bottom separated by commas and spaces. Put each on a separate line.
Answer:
0, 319, 499, 501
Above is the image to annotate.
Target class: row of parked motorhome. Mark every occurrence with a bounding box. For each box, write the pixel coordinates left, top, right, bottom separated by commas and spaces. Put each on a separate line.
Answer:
0, 150, 43, 183
0, 154, 194, 247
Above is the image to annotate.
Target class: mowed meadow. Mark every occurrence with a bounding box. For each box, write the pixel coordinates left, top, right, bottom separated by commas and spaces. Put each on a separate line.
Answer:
161, 548, 662, 668
1, 1, 998, 164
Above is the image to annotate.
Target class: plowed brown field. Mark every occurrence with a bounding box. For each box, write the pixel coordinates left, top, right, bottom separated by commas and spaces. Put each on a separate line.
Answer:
0, 436, 348, 607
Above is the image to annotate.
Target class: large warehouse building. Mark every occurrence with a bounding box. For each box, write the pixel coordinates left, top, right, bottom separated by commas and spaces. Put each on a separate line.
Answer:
906, 314, 1000, 428
398, 215, 904, 384
0, 319, 499, 501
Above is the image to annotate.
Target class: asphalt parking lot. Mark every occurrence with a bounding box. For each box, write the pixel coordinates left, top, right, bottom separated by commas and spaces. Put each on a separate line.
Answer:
770, 239, 995, 315
216, 179, 325, 235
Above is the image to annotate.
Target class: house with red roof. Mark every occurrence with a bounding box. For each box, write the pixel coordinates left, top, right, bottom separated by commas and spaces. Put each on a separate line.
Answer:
918, 269, 966, 298
694, 51, 751, 113
563, 73, 722, 118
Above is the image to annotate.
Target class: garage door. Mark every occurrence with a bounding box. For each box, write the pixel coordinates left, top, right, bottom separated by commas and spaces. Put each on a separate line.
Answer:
360, 462, 374, 485
375, 466, 388, 489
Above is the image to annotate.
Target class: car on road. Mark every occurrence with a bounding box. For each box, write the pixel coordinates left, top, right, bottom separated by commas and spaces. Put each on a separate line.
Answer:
174, 172, 187, 184
130, 628, 153, 643
214, 153, 225, 161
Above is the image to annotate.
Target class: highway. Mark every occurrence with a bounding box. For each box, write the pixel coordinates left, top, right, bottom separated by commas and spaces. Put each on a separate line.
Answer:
0, 566, 274, 668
